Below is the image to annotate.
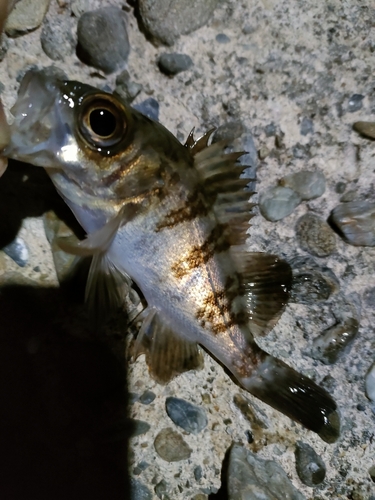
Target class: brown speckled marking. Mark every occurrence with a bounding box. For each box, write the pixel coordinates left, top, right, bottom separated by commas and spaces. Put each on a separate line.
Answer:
156, 186, 211, 232
171, 224, 230, 279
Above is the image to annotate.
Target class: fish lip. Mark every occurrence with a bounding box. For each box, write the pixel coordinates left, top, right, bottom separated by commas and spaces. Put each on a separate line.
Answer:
4, 69, 74, 168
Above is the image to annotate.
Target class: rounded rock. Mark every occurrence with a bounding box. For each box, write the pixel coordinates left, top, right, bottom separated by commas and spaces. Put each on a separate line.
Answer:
5, 0, 50, 37
329, 201, 375, 246
154, 427, 192, 462
41, 16, 76, 61
138, 0, 219, 46
348, 94, 364, 113
259, 186, 301, 222
77, 7, 130, 74
280, 170, 326, 200
296, 213, 336, 257
158, 53, 193, 76
365, 362, 375, 402
139, 390, 156, 405
295, 441, 326, 486
165, 397, 208, 434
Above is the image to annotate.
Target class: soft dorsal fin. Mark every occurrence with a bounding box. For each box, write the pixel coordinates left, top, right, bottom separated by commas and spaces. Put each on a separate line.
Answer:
185, 129, 255, 246
231, 246, 293, 337
133, 308, 204, 384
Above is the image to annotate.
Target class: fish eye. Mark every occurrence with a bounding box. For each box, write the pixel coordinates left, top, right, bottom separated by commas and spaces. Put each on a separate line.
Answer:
77, 94, 127, 152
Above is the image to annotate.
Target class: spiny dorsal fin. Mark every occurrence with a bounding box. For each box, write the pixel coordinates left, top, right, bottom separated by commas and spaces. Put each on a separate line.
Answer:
133, 308, 204, 384
185, 129, 255, 246
231, 246, 293, 337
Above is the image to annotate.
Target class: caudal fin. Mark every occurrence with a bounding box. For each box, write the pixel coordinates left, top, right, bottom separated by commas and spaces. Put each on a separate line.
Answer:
240, 355, 340, 443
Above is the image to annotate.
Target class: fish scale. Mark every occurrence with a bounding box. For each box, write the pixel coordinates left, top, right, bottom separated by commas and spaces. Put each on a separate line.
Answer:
4, 68, 340, 443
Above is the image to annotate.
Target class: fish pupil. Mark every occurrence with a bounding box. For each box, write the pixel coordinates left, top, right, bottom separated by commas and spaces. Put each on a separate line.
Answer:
89, 108, 117, 138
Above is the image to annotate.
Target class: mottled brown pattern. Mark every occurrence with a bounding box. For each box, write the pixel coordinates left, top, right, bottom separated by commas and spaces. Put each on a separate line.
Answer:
156, 186, 211, 232
170, 224, 230, 278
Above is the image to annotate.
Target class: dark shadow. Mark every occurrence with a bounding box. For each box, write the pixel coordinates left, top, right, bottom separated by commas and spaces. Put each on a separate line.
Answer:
0, 159, 84, 249
208, 445, 231, 500
0, 159, 132, 499
0, 284, 130, 500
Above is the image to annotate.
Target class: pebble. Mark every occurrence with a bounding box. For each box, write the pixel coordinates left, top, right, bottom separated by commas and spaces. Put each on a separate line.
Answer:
227, 444, 305, 500
339, 189, 357, 203
77, 7, 130, 74
154, 427, 192, 462
71, 0, 94, 18
300, 116, 314, 135
165, 397, 208, 434
130, 478, 153, 500
289, 256, 339, 304
3, 236, 29, 267
154, 479, 168, 499
365, 362, 375, 402
369, 464, 375, 482
347, 94, 364, 113
138, 0, 219, 46
213, 121, 245, 144
296, 213, 336, 257
40, 16, 76, 61
259, 186, 301, 222
131, 419, 151, 437
295, 441, 326, 486
115, 70, 142, 103
194, 465, 203, 481
133, 98, 160, 122
216, 33, 230, 43
139, 390, 156, 405
310, 313, 360, 365
280, 170, 326, 200
353, 121, 375, 139
158, 53, 193, 76
329, 201, 375, 246
5, 0, 50, 37
265, 123, 276, 136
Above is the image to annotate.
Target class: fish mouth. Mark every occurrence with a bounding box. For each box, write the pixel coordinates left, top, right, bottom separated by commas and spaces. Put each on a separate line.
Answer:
4, 69, 75, 169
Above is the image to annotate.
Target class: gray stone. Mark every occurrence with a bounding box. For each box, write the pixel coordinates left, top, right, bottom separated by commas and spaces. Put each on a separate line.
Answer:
41, 16, 76, 61
296, 213, 336, 257
329, 201, 375, 246
216, 33, 230, 43
300, 116, 314, 135
154, 427, 192, 462
280, 170, 325, 200
264, 123, 276, 137
158, 53, 193, 76
71, 0, 94, 17
139, 390, 156, 405
77, 7, 130, 74
165, 397, 208, 434
5, 0, 50, 37
131, 419, 151, 437
138, 0, 218, 46
115, 70, 142, 102
366, 362, 375, 402
213, 121, 245, 144
289, 256, 339, 305
227, 444, 305, 500
154, 479, 168, 499
347, 94, 364, 113
259, 186, 301, 222
194, 465, 203, 481
295, 441, 326, 486
339, 189, 357, 202
130, 478, 153, 500
133, 98, 159, 122
3, 237, 29, 267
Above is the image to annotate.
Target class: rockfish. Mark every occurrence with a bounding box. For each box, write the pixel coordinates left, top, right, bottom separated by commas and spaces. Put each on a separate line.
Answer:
4, 69, 340, 442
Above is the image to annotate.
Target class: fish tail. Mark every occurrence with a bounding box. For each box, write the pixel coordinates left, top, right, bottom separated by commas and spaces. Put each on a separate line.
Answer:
238, 353, 340, 443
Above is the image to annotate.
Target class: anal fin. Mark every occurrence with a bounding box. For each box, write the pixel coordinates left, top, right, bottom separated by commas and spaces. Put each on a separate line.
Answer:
133, 308, 204, 384
231, 247, 293, 337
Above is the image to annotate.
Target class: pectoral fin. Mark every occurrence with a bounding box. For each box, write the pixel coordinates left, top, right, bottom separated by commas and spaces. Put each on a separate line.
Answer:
133, 308, 204, 384
231, 248, 292, 337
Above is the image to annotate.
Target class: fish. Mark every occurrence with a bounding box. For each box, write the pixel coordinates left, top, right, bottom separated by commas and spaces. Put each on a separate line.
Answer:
4, 68, 340, 443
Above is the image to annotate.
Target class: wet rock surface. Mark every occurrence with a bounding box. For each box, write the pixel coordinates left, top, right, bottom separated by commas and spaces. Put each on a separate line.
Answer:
296, 213, 337, 257
77, 7, 130, 73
